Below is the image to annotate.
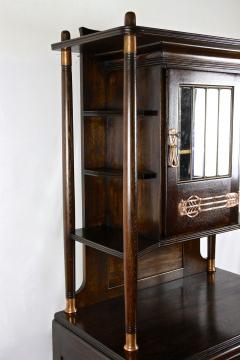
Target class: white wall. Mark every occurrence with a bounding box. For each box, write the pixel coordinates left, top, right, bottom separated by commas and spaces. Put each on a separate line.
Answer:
1, 1, 240, 359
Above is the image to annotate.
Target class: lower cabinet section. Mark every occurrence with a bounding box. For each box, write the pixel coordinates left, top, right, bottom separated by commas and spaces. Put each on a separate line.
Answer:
53, 270, 240, 360
53, 318, 240, 360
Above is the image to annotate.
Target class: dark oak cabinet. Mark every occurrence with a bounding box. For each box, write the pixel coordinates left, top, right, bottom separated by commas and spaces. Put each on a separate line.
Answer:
51, 12, 240, 359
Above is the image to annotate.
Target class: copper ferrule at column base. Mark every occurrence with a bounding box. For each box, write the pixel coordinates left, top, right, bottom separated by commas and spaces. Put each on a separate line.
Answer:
65, 298, 77, 314
61, 49, 72, 66
124, 333, 138, 352
208, 259, 216, 273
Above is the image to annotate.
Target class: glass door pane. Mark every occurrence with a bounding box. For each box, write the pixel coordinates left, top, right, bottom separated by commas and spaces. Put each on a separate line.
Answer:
217, 89, 231, 176
178, 85, 232, 182
204, 89, 219, 177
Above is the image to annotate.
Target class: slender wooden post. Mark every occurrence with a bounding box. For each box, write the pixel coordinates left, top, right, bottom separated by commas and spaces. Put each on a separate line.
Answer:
123, 12, 138, 352
207, 235, 216, 273
61, 31, 76, 314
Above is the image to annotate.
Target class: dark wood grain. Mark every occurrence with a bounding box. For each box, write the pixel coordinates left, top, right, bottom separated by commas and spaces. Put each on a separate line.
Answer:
84, 168, 156, 179
53, 15, 240, 358
166, 70, 240, 237
54, 269, 240, 360
124, 12, 136, 27
71, 226, 158, 259
52, 26, 240, 55
79, 27, 99, 36
61, 30, 76, 307
108, 244, 183, 289
71, 220, 240, 259
74, 240, 199, 310
123, 13, 138, 349
53, 321, 109, 360
208, 234, 216, 272
83, 110, 158, 117
208, 235, 216, 261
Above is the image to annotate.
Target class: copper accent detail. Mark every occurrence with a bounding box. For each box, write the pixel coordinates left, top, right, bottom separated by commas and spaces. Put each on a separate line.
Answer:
179, 192, 239, 218
208, 259, 216, 273
65, 298, 77, 314
179, 149, 191, 155
61, 49, 72, 66
168, 128, 179, 168
124, 333, 139, 352
124, 35, 136, 54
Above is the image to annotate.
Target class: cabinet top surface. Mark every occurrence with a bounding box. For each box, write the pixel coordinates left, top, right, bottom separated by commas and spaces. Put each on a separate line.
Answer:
51, 25, 240, 56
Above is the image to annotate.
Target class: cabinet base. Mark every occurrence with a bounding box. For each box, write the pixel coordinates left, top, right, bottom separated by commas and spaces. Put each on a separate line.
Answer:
53, 269, 240, 359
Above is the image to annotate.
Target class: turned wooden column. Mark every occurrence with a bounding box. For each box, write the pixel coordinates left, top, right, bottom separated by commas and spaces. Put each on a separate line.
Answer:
61, 30, 76, 314
207, 235, 216, 273
123, 12, 138, 352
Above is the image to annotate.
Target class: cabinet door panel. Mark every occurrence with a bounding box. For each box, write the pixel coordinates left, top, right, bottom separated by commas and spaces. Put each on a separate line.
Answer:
166, 70, 239, 236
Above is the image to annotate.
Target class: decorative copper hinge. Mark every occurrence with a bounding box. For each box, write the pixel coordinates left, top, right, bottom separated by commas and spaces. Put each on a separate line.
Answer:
168, 128, 179, 168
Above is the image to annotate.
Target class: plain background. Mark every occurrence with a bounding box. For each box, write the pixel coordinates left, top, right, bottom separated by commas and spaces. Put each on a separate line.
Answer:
1, 0, 240, 359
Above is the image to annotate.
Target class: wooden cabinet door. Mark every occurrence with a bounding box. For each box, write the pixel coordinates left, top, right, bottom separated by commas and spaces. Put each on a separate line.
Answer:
166, 70, 239, 236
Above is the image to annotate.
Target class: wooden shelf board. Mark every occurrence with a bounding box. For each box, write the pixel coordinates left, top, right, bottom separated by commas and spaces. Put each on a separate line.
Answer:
84, 168, 157, 179
71, 221, 240, 259
160, 220, 240, 248
83, 109, 158, 117
71, 225, 157, 259
55, 269, 240, 359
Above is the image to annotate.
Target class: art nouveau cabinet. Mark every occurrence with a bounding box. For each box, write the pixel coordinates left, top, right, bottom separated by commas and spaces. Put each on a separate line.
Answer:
51, 12, 240, 360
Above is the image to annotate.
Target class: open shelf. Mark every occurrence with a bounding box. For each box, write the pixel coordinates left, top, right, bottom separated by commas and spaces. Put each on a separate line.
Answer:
71, 221, 240, 259
55, 269, 240, 359
84, 168, 156, 179
71, 225, 157, 259
83, 109, 158, 117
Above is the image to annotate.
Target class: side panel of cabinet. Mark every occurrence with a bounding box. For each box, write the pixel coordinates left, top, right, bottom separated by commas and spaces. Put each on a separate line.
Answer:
165, 70, 240, 236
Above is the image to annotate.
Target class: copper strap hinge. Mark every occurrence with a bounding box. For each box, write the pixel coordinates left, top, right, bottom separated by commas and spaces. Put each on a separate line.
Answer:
178, 192, 239, 218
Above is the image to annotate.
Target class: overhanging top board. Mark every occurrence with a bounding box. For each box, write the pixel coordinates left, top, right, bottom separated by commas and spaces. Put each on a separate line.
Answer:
51, 25, 240, 56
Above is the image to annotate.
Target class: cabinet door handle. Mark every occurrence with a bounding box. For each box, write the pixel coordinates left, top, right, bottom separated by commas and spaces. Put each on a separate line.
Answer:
178, 192, 239, 218
168, 129, 179, 168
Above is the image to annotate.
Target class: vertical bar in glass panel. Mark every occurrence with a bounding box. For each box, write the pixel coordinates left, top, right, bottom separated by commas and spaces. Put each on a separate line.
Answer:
205, 89, 218, 177
193, 88, 205, 178
217, 89, 231, 176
